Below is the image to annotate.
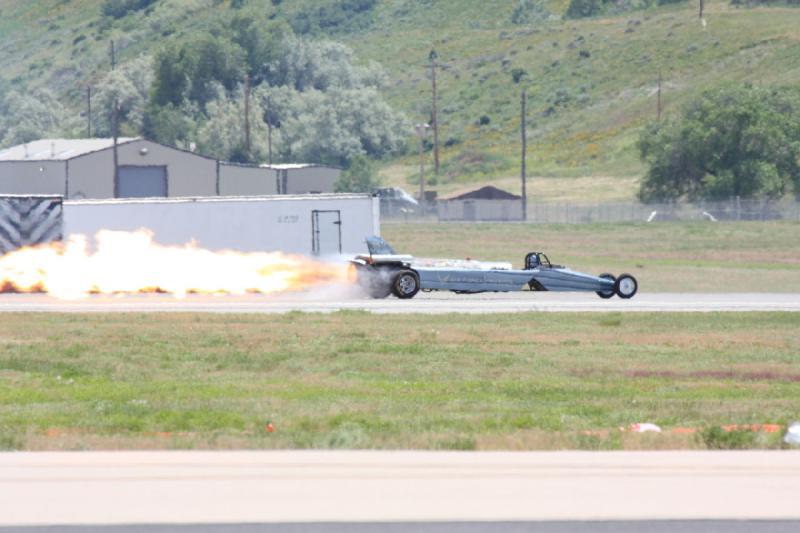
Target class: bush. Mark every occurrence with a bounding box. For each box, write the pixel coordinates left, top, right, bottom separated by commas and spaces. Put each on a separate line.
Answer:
510, 0, 553, 24
289, 0, 378, 35
335, 155, 381, 192
101, 0, 157, 19
699, 426, 757, 449
566, 0, 604, 18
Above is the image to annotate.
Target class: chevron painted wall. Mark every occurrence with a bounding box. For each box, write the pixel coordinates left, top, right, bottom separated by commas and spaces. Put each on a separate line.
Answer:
0, 196, 63, 254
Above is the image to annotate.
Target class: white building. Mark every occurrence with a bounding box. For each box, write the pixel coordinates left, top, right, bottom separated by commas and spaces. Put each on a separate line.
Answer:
63, 194, 379, 256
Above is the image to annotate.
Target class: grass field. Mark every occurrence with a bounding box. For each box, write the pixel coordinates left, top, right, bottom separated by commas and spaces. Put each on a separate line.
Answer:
382, 221, 800, 292
1, 312, 798, 451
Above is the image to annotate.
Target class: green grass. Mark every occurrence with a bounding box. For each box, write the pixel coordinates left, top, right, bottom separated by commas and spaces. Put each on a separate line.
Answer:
382, 221, 800, 292
2, 0, 800, 190
0, 312, 798, 450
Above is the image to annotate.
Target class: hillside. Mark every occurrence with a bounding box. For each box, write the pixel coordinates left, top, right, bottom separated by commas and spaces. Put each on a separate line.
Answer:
1, 0, 800, 200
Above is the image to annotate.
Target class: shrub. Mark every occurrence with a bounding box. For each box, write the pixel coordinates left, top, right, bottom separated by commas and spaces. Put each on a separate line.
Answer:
101, 0, 157, 19
289, 0, 378, 35
566, 0, 604, 18
699, 426, 757, 449
335, 155, 381, 192
510, 0, 553, 24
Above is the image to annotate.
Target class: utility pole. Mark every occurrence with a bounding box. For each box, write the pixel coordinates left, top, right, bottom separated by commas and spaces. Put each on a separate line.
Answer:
520, 90, 527, 221
416, 123, 430, 208
699, 0, 704, 20
244, 74, 251, 157
110, 40, 119, 198
429, 50, 440, 176
86, 85, 92, 137
262, 94, 274, 165
267, 121, 273, 165
657, 69, 662, 122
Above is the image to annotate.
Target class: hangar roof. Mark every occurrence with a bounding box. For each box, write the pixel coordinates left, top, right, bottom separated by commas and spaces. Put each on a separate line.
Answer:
445, 185, 522, 201
0, 138, 138, 161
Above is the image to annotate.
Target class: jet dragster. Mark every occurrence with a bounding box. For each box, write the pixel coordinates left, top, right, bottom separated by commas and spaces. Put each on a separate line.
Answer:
350, 237, 638, 300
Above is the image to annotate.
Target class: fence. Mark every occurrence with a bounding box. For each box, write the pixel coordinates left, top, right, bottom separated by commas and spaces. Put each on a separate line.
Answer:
381, 198, 800, 224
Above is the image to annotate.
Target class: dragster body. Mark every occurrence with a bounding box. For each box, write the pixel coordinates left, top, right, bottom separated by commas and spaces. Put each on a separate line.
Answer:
351, 237, 638, 300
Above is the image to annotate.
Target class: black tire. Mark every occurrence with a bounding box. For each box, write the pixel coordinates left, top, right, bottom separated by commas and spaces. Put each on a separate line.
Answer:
614, 273, 638, 299
596, 273, 616, 299
356, 265, 392, 299
392, 270, 420, 299
368, 282, 393, 299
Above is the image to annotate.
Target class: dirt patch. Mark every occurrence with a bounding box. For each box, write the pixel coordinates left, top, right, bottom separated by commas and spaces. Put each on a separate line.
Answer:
628, 369, 800, 382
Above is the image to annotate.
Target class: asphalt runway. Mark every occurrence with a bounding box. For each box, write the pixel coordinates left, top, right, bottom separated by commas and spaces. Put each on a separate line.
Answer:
2, 451, 800, 527
0, 292, 798, 313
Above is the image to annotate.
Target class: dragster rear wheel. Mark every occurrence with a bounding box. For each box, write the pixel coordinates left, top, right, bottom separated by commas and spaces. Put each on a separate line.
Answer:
392, 270, 420, 299
596, 273, 616, 299
353, 263, 393, 299
614, 273, 638, 299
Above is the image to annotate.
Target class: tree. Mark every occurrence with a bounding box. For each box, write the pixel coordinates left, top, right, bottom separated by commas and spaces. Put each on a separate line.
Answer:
638, 84, 800, 202
150, 35, 246, 108
0, 89, 74, 147
228, 10, 291, 84
255, 84, 407, 166
92, 55, 153, 137
141, 100, 199, 149
195, 83, 269, 163
335, 154, 380, 192
270, 36, 386, 92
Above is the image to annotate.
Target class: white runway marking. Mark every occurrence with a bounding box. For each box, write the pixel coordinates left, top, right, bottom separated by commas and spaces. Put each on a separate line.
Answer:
0, 292, 798, 313
1, 451, 800, 525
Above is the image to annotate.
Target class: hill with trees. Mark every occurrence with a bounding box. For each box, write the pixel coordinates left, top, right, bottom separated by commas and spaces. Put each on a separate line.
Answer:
1, 0, 799, 201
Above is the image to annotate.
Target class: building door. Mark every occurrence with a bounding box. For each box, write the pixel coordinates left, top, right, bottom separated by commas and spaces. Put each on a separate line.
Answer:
463, 200, 477, 221
117, 166, 167, 198
311, 210, 341, 256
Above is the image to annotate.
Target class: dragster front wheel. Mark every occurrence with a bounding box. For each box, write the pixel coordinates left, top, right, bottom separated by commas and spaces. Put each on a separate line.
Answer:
614, 274, 638, 299
392, 270, 420, 299
596, 273, 616, 299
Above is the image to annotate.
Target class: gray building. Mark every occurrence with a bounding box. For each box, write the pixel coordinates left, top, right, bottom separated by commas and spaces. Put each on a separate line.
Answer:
266, 163, 341, 195
437, 185, 523, 222
0, 138, 340, 199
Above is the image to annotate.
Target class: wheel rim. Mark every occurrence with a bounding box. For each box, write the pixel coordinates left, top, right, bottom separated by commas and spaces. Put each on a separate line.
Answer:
618, 277, 636, 296
398, 274, 417, 295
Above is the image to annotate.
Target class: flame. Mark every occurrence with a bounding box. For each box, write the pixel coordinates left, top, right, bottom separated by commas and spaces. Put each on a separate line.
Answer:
0, 230, 350, 300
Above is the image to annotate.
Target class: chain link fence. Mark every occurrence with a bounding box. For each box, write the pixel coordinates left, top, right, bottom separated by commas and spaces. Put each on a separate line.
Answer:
381, 198, 800, 224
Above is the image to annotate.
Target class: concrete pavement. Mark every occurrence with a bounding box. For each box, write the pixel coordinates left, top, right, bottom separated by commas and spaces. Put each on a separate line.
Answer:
2, 451, 800, 526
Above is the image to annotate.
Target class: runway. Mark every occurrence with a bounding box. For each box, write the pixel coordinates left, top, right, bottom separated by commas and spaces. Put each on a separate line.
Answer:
0, 292, 798, 313
1, 451, 800, 527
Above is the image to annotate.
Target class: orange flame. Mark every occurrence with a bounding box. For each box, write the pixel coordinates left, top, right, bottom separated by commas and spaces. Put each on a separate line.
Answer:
0, 230, 350, 300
